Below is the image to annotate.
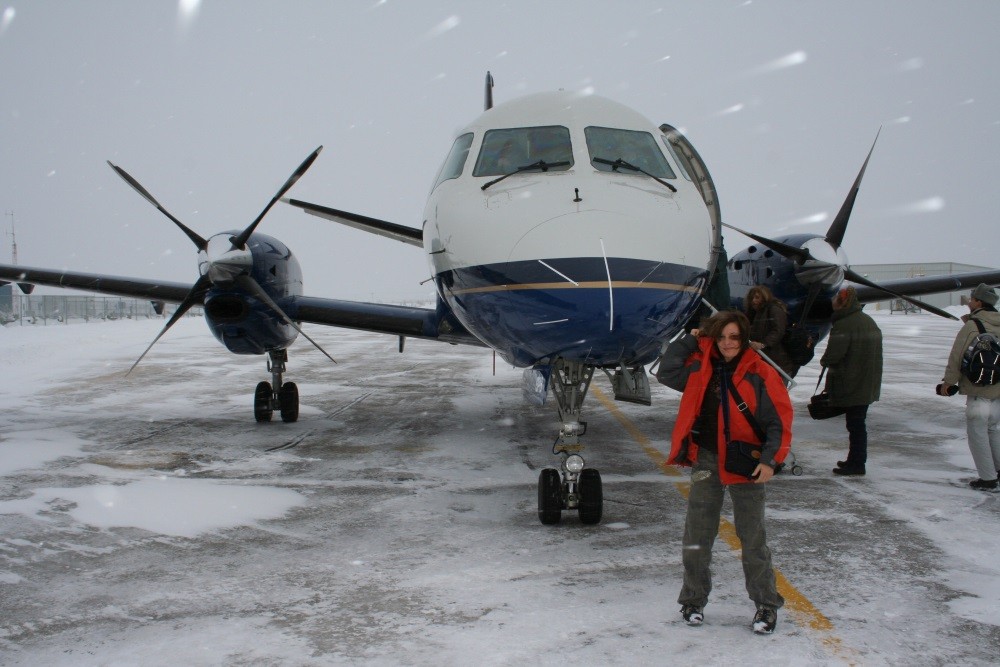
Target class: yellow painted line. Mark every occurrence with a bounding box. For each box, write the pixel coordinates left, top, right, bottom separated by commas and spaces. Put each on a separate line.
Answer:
593, 386, 860, 663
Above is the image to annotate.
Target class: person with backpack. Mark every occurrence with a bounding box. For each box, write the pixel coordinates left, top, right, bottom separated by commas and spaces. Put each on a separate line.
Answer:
937, 283, 1000, 491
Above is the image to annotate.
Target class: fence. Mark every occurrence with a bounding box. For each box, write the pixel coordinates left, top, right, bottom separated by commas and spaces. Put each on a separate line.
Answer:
0, 294, 201, 326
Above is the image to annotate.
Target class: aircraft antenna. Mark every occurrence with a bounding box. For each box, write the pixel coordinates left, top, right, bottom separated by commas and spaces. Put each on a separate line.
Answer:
484, 71, 494, 111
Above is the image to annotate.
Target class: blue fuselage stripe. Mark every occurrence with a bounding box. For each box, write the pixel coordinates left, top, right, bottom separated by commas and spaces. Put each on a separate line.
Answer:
438, 258, 706, 367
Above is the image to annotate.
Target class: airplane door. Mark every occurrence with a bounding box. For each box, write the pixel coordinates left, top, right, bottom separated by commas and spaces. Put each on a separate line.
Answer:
660, 123, 725, 304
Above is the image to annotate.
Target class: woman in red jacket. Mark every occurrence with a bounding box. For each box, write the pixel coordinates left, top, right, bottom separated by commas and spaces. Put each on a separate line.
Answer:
657, 310, 793, 634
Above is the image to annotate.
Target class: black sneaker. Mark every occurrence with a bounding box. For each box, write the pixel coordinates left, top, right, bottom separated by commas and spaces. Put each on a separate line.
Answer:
752, 606, 777, 634
681, 605, 704, 626
833, 465, 865, 476
969, 478, 998, 491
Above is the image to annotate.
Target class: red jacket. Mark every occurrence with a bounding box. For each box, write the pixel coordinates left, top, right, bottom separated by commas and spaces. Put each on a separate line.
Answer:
660, 336, 793, 485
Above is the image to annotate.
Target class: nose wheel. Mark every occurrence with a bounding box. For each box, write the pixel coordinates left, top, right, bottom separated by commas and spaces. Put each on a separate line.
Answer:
253, 350, 299, 423
537, 453, 603, 525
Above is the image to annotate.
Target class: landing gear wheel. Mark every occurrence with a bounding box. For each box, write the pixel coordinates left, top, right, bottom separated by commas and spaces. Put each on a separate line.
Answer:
578, 468, 603, 525
254, 381, 273, 422
279, 381, 299, 423
538, 468, 563, 525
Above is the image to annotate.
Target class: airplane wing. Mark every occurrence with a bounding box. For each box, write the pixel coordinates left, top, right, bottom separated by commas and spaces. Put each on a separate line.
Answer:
282, 198, 423, 246
0, 263, 481, 346
290, 296, 480, 346
851, 269, 1000, 304
0, 265, 192, 302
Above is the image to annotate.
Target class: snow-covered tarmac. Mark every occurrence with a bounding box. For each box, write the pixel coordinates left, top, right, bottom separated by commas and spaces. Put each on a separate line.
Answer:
1, 310, 998, 665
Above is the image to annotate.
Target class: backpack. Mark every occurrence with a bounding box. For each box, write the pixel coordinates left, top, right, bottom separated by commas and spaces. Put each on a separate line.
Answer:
782, 323, 815, 367
961, 318, 1000, 386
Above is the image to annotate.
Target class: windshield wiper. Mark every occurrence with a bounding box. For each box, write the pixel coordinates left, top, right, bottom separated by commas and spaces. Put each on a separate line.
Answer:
481, 160, 570, 191
593, 157, 677, 192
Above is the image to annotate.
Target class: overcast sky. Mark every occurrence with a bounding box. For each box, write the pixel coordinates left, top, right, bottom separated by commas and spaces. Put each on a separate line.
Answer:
2, 1, 998, 302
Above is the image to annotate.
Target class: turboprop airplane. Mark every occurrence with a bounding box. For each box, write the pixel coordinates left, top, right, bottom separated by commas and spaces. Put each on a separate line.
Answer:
2, 73, 999, 527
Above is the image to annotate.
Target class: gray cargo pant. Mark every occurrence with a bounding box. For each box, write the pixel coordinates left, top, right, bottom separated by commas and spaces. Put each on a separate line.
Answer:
966, 396, 1000, 481
678, 448, 784, 610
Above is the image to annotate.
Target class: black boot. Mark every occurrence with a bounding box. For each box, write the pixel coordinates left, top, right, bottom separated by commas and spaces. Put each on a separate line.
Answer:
752, 606, 777, 634
833, 464, 865, 476
681, 604, 704, 626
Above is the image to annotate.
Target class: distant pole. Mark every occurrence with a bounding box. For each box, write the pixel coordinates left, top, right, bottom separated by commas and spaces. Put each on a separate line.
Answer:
4, 210, 15, 265
4, 210, 18, 319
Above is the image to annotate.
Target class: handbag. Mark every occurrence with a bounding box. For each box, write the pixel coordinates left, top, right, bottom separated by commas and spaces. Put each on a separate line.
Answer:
721, 372, 765, 479
808, 368, 847, 420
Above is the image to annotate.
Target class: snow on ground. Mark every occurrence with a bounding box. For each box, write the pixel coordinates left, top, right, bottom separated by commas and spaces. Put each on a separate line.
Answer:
1, 310, 998, 665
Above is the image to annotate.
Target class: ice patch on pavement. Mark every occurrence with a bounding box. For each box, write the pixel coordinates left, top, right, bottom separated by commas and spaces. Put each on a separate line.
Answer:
0, 476, 305, 538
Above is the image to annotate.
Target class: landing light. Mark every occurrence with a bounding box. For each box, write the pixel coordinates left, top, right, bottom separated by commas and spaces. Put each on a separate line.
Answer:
565, 454, 585, 473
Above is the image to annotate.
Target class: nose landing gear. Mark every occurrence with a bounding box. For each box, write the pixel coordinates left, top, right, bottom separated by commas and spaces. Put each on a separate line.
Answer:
253, 349, 299, 423
537, 448, 604, 525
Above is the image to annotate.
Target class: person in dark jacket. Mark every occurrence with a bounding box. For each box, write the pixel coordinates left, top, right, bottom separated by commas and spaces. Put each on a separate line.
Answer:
821, 286, 883, 476
657, 310, 793, 634
745, 285, 797, 379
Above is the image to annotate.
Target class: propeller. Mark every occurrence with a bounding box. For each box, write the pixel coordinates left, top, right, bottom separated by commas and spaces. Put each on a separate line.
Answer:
234, 275, 336, 364
727, 131, 958, 322
229, 145, 323, 251
107, 161, 208, 251
109, 146, 339, 373
826, 128, 880, 250
722, 221, 813, 265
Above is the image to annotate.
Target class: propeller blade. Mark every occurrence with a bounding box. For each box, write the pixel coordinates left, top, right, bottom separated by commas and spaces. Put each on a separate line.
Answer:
797, 282, 825, 326
826, 129, 881, 249
230, 146, 324, 250
125, 275, 213, 376
234, 275, 337, 364
721, 222, 813, 265
107, 161, 208, 251
843, 268, 958, 320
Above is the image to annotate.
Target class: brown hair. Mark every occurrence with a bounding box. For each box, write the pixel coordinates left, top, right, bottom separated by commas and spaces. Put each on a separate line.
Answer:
699, 310, 751, 349
745, 285, 786, 314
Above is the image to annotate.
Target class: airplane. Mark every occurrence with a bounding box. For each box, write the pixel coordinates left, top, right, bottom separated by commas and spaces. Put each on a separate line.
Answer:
3, 73, 999, 527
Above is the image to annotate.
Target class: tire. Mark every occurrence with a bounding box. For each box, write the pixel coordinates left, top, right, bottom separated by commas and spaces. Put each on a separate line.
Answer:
538, 468, 563, 525
279, 381, 299, 423
578, 468, 603, 525
254, 381, 273, 422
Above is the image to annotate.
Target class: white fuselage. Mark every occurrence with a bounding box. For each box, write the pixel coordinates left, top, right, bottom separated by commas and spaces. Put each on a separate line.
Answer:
423, 92, 715, 368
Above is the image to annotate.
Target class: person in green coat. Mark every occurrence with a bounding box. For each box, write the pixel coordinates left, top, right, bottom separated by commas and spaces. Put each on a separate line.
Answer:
821, 286, 884, 476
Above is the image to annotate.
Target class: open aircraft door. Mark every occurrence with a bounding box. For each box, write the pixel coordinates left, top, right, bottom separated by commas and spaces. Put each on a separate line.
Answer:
660, 123, 725, 300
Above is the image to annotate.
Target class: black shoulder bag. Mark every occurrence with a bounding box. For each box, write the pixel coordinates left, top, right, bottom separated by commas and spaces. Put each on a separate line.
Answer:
721, 372, 766, 479
807, 367, 847, 420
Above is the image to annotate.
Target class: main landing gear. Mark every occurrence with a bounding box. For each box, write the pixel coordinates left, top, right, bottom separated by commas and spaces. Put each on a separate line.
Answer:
537, 360, 604, 525
254, 349, 299, 423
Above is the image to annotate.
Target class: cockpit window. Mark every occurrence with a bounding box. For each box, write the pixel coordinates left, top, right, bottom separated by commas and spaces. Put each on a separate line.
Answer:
431, 132, 474, 191
585, 126, 676, 179
473, 126, 573, 177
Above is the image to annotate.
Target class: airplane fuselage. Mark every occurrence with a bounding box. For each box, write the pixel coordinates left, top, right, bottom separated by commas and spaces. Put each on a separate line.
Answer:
424, 92, 716, 368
